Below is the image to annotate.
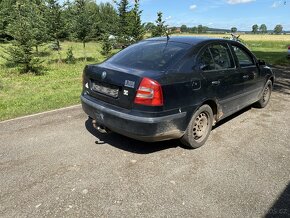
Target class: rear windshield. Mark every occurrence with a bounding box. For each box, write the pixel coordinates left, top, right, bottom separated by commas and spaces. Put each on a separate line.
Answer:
107, 40, 191, 71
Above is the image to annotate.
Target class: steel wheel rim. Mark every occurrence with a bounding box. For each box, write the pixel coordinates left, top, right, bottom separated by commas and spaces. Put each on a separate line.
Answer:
263, 85, 271, 103
192, 112, 209, 142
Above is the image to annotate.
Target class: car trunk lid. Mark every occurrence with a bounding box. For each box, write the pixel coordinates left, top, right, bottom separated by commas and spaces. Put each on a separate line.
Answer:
84, 63, 165, 109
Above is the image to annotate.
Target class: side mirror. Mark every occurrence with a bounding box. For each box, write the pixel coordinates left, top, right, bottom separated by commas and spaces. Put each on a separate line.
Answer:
258, 59, 266, 66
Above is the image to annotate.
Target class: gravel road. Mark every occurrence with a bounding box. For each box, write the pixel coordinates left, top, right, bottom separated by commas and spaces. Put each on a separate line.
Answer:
0, 67, 289, 217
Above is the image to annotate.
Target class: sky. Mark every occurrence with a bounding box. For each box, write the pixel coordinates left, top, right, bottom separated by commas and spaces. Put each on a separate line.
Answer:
99, 0, 290, 31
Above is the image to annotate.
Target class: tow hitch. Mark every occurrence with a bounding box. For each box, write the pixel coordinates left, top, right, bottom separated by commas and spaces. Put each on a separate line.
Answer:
92, 120, 110, 134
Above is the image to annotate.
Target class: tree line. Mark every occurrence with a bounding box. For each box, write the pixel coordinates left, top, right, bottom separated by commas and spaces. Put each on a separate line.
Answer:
230, 24, 284, 34
0, 0, 169, 73
251, 24, 284, 34
175, 24, 284, 35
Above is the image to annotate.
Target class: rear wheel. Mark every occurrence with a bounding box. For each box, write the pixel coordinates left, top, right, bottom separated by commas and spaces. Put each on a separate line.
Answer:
255, 80, 272, 108
180, 105, 213, 149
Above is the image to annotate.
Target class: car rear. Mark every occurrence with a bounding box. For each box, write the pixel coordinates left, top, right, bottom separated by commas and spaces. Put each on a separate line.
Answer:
288, 45, 290, 58
81, 39, 192, 141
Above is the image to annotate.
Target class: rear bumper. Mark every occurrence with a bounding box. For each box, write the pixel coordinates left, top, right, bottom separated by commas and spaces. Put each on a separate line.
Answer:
81, 94, 187, 142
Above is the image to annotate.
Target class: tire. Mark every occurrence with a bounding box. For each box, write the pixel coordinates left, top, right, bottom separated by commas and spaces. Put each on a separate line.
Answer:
180, 104, 213, 149
255, 80, 272, 108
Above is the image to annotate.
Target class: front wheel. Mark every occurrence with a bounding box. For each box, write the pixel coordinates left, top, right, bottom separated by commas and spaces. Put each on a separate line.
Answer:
254, 80, 272, 108
180, 105, 213, 149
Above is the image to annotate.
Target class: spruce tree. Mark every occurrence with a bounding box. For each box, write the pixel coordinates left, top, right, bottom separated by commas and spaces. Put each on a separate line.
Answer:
1, 0, 44, 73
115, 0, 130, 43
151, 12, 167, 37
98, 2, 118, 36
45, 0, 65, 61
0, 0, 17, 41
130, 0, 144, 42
31, 0, 48, 53
72, 0, 94, 61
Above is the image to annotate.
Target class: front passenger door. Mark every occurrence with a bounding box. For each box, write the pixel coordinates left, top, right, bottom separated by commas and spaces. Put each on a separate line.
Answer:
230, 44, 262, 104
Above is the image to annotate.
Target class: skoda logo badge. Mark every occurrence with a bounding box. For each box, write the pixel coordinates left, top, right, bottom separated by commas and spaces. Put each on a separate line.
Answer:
101, 71, 107, 80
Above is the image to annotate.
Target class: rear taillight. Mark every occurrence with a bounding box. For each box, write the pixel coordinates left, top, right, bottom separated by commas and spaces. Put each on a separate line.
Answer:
134, 77, 163, 106
288, 46, 290, 50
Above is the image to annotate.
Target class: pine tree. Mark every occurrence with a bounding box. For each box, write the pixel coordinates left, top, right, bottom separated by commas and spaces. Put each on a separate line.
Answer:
65, 46, 75, 64
98, 3, 118, 36
152, 12, 167, 37
101, 34, 113, 57
130, 0, 144, 42
115, 0, 131, 43
72, 0, 95, 61
45, 0, 65, 61
1, 0, 44, 73
0, 0, 17, 41
31, 0, 48, 53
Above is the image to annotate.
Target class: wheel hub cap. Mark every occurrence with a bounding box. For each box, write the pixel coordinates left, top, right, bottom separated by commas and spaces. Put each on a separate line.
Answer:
263, 86, 270, 103
193, 113, 208, 139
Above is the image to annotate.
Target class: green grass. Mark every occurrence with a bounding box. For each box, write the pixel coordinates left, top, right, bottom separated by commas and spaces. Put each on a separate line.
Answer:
247, 40, 290, 66
0, 37, 289, 121
0, 41, 108, 121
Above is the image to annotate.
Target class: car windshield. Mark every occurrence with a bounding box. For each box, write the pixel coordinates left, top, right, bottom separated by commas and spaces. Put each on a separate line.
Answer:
107, 40, 191, 71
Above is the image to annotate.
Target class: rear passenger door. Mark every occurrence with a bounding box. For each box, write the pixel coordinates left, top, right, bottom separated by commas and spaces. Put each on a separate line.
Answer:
230, 43, 262, 104
198, 43, 245, 116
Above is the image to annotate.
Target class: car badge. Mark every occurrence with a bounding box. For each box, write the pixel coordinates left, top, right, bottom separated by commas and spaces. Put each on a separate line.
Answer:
101, 71, 107, 80
124, 80, 135, 88
123, 90, 129, 96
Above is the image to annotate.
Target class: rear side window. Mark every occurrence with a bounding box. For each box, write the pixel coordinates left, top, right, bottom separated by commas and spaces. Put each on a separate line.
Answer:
232, 45, 255, 67
107, 41, 191, 71
199, 48, 215, 71
198, 43, 234, 71
209, 44, 234, 69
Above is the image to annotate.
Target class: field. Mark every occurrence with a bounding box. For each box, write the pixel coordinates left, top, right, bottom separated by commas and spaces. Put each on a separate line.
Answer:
175, 33, 290, 65
0, 34, 290, 121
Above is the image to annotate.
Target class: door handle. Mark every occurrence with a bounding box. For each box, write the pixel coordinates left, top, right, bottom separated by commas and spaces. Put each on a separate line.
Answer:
211, 80, 220, 86
243, 75, 249, 80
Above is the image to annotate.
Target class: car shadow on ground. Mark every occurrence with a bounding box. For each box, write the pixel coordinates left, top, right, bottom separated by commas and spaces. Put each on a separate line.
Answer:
265, 182, 290, 218
84, 106, 253, 153
213, 106, 252, 130
272, 66, 290, 95
85, 118, 182, 154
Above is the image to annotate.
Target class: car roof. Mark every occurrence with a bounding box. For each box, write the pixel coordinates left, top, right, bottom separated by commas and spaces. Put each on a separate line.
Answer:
145, 36, 230, 45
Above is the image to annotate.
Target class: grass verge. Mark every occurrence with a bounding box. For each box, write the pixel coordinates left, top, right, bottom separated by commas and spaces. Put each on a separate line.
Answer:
0, 41, 106, 121
0, 37, 289, 121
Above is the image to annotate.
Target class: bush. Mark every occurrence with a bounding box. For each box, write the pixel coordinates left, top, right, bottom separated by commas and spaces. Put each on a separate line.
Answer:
101, 36, 113, 56
1, 44, 43, 74
65, 47, 75, 64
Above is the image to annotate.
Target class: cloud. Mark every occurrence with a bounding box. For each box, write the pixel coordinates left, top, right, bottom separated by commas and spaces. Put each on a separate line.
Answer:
271, 1, 282, 8
166, 16, 172, 20
227, 0, 255, 4
189, 4, 197, 10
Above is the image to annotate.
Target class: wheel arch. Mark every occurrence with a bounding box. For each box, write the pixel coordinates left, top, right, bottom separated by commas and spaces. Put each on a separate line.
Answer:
201, 99, 222, 125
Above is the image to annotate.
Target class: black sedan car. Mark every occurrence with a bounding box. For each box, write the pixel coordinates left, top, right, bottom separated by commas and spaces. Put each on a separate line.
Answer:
81, 37, 274, 148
